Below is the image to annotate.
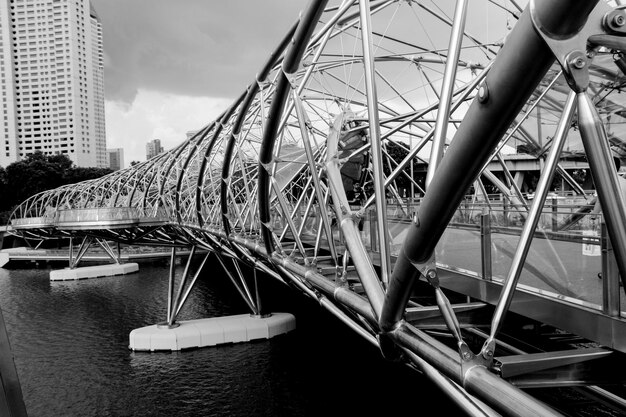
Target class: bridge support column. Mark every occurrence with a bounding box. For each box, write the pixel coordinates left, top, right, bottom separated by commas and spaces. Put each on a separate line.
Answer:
69, 235, 92, 269
129, 248, 295, 352
214, 252, 265, 317
50, 236, 139, 281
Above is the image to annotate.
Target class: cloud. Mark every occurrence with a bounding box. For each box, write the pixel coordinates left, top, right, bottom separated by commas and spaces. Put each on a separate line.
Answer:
89, 1, 308, 168
105, 90, 232, 166
91, 0, 308, 103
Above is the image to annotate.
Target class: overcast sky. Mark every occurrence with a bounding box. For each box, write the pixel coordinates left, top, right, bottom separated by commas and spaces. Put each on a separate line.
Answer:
90, 0, 309, 166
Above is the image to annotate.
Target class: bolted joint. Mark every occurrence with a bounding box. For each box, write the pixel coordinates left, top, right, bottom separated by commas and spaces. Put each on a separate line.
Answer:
604, 9, 626, 33
477, 82, 489, 103
569, 54, 586, 69
425, 268, 439, 287
480, 338, 497, 363
564, 50, 590, 92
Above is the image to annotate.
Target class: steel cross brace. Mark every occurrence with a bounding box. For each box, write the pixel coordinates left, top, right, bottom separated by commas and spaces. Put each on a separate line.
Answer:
530, 0, 626, 289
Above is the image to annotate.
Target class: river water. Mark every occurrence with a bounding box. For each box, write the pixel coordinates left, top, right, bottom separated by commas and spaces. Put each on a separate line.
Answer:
0, 257, 462, 416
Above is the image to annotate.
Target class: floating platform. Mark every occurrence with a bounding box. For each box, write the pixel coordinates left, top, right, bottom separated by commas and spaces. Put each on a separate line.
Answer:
128, 313, 296, 351
49, 263, 139, 281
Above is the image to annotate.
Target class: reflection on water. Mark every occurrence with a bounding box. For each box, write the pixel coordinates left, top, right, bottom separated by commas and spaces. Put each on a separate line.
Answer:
0, 260, 460, 416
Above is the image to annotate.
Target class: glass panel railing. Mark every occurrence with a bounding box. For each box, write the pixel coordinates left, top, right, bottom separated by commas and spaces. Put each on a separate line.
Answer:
303, 194, 622, 318
394, 196, 620, 315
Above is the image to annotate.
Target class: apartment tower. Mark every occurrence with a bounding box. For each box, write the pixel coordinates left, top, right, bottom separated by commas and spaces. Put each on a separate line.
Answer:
146, 138, 163, 160
0, 0, 107, 168
107, 147, 123, 171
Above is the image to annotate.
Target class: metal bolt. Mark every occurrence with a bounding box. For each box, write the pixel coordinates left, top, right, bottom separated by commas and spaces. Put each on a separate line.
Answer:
571, 56, 586, 69
485, 349, 493, 357
427, 270, 437, 279
463, 352, 472, 360
477, 84, 489, 103
614, 14, 625, 27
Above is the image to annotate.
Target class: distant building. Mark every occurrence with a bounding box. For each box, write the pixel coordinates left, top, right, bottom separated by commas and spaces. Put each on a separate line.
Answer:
107, 148, 124, 171
186, 130, 199, 140
146, 139, 164, 160
0, 0, 107, 168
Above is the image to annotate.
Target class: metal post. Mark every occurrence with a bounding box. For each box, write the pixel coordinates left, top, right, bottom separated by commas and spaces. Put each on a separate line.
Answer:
369, 209, 377, 252
503, 197, 509, 227
68, 236, 74, 269
410, 133, 415, 203
601, 222, 620, 317
169, 246, 196, 326
166, 247, 176, 325
426, 0, 469, 188
359, 0, 391, 285
551, 197, 558, 231
480, 211, 492, 281
253, 266, 265, 317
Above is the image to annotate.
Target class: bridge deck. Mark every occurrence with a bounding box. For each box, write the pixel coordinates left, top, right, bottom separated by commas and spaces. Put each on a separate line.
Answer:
298, 217, 626, 353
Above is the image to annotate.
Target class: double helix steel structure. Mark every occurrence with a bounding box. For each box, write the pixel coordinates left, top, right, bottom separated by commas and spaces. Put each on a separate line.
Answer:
10, 0, 626, 415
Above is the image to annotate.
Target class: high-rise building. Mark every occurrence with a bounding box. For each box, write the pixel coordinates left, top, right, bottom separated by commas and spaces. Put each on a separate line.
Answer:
0, 0, 107, 168
107, 147, 124, 171
146, 138, 164, 160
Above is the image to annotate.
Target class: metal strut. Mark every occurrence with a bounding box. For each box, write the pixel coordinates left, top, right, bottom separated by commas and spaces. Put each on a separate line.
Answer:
530, 0, 626, 287
69, 235, 92, 269
214, 252, 261, 316
161, 246, 211, 327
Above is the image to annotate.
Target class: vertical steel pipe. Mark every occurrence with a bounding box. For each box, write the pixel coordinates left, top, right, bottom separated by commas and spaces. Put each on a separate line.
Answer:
68, 236, 74, 268
358, 0, 391, 284
166, 246, 177, 322
480, 211, 492, 281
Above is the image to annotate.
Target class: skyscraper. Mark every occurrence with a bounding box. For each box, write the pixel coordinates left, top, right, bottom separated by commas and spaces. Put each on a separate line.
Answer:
0, 0, 107, 168
146, 138, 164, 160
107, 147, 124, 171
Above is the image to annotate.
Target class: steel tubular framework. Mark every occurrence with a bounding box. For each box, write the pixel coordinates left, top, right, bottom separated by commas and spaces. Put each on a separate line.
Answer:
10, 0, 626, 415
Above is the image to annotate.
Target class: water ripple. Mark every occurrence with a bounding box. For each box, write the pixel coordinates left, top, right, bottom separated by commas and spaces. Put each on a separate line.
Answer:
0, 261, 459, 417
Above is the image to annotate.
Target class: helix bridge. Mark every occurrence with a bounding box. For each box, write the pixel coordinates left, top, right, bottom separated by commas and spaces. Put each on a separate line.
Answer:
8, 0, 626, 415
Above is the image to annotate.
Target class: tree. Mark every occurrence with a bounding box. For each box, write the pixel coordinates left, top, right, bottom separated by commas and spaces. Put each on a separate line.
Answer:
0, 152, 112, 223
4, 152, 70, 208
